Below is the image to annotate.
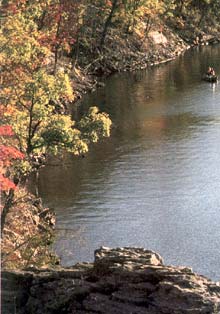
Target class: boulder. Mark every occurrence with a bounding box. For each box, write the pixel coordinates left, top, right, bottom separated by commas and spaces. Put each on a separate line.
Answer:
2, 247, 220, 314
148, 31, 168, 45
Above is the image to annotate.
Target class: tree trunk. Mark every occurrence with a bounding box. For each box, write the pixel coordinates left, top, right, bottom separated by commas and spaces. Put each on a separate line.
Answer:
1, 189, 14, 237
198, 11, 206, 27
53, 45, 59, 74
53, 3, 62, 75
100, 0, 118, 48
72, 30, 80, 68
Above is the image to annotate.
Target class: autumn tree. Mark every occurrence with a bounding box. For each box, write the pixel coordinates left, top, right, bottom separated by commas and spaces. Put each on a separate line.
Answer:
0, 0, 112, 236
37, 0, 83, 73
100, 0, 119, 47
0, 124, 24, 235
1, 0, 111, 159
189, 0, 211, 26
122, 0, 145, 33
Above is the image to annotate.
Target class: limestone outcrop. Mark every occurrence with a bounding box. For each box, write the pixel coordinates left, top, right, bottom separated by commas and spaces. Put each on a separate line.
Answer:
2, 247, 220, 314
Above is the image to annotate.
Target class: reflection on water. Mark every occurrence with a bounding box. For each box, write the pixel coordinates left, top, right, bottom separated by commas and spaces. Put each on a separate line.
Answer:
38, 45, 220, 280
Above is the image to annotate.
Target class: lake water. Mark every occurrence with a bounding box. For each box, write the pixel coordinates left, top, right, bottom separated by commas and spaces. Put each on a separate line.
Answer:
38, 45, 220, 281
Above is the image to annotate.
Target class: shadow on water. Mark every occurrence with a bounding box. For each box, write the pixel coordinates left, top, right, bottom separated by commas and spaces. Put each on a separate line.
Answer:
38, 44, 220, 280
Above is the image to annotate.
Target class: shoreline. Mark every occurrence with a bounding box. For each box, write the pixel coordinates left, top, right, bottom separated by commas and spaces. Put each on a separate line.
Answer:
71, 27, 220, 102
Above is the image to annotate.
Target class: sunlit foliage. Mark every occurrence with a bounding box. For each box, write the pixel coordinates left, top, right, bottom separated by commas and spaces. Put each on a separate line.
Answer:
0, 0, 112, 235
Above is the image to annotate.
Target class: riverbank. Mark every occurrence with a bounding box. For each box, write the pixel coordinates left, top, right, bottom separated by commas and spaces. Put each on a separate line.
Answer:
1, 189, 58, 270
2, 247, 220, 314
70, 17, 220, 101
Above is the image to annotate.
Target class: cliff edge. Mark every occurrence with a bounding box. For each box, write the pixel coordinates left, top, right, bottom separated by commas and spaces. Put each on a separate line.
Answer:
2, 247, 220, 314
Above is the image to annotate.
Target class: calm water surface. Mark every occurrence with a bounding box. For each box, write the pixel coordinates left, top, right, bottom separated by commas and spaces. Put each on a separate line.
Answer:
38, 45, 220, 280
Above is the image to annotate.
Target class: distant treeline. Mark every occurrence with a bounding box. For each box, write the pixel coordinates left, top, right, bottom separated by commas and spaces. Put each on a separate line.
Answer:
2, 1, 220, 65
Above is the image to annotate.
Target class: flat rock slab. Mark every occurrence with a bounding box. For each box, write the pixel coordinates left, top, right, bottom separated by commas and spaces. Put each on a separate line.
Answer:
148, 31, 168, 44
2, 247, 220, 314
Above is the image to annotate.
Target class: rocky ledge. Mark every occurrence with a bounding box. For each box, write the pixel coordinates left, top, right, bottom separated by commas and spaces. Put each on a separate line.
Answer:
2, 247, 220, 314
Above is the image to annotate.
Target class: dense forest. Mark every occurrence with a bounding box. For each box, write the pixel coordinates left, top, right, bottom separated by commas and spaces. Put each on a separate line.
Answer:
1, 0, 220, 268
